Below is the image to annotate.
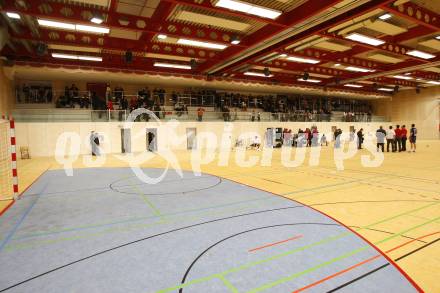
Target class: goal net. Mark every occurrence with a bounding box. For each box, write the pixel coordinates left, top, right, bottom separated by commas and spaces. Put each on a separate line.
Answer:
0, 119, 15, 201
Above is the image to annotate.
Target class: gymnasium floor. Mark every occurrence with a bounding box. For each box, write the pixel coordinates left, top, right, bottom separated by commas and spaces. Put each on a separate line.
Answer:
0, 142, 439, 292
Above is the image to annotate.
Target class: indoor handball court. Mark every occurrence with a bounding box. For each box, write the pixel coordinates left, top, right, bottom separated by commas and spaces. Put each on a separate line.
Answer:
0, 0, 439, 293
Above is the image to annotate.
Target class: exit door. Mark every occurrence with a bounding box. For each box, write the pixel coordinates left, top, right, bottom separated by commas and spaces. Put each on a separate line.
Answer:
121, 128, 131, 153
266, 128, 274, 148
146, 128, 157, 152
186, 128, 197, 150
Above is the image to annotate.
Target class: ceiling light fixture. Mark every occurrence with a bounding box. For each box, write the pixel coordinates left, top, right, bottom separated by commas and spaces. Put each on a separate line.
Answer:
344, 84, 363, 88
52, 53, 77, 60
52, 53, 102, 61
157, 34, 168, 40
286, 56, 320, 64
38, 19, 75, 30
334, 63, 341, 67
427, 80, 440, 85
154, 62, 192, 70
215, 0, 282, 19
76, 24, 109, 34
378, 87, 394, 92
436, 36, 440, 40
345, 33, 385, 46
231, 36, 241, 45
345, 66, 375, 73
393, 75, 413, 80
177, 38, 227, 50
6, 12, 21, 19
379, 13, 392, 20
298, 78, 321, 83
244, 72, 273, 77
406, 50, 436, 59
37, 19, 109, 34
90, 13, 103, 24
78, 56, 103, 61
279, 54, 288, 58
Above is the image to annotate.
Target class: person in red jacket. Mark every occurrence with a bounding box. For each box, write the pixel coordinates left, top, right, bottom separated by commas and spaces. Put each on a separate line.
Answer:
401, 125, 408, 151
394, 125, 402, 152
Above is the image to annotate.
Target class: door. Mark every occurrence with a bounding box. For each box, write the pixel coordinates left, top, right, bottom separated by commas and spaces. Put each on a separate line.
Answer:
186, 128, 197, 150
146, 128, 157, 152
121, 128, 131, 153
266, 128, 274, 148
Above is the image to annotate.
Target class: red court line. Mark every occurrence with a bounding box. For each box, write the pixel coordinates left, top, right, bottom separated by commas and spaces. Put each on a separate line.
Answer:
0, 168, 50, 217
217, 175, 424, 292
248, 235, 303, 252
0, 200, 15, 217
385, 231, 440, 254
291, 231, 440, 293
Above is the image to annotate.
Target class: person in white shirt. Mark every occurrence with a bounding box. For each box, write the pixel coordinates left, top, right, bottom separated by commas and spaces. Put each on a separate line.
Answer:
250, 135, 261, 150
386, 126, 396, 152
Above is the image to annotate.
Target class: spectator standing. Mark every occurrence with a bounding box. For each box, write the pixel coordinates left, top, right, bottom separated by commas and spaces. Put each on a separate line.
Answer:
376, 126, 386, 152
320, 134, 328, 146
105, 84, 111, 103
197, 107, 205, 122
395, 125, 402, 152
251, 110, 255, 122
386, 126, 396, 152
107, 99, 114, 111
401, 125, 408, 151
357, 128, 364, 149
257, 112, 261, 121
334, 128, 342, 149
409, 124, 417, 152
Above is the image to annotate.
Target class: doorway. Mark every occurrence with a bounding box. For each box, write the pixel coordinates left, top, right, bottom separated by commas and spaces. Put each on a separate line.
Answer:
121, 128, 131, 153
146, 128, 157, 152
266, 128, 274, 148
186, 128, 197, 150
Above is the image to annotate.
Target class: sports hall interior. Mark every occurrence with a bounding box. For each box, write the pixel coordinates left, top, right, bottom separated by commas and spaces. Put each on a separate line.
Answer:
0, 0, 439, 293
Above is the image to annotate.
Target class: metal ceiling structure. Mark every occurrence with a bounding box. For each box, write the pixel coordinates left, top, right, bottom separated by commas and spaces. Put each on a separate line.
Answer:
1, 0, 440, 96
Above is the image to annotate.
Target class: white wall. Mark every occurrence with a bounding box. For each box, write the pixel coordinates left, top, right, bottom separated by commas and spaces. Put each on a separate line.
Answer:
15, 121, 387, 157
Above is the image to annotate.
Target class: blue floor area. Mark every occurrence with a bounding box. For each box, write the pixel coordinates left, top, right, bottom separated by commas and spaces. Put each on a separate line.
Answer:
0, 168, 418, 292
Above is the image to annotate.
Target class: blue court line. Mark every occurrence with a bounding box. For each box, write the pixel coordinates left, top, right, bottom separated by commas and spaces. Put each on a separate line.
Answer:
0, 182, 48, 253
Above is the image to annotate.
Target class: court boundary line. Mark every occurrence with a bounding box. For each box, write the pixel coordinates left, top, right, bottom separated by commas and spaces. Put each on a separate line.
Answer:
212, 171, 425, 292
0, 168, 49, 217
292, 232, 440, 292
327, 236, 440, 292
0, 167, 432, 292
0, 206, 307, 292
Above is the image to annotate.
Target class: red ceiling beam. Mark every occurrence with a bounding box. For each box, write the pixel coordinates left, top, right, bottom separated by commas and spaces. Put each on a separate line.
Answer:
211, 0, 395, 74
284, 47, 383, 70
198, 0, 344, 73
318, 32, 430, 63
250, 61, 419, 88
231, 71, 388, 96
160, 0, 287, 27
0, 0, 242, 48
381, 2, 440, 31
3, 46, 201, 75
384, 25, 436, 43
8, 27, 223, 62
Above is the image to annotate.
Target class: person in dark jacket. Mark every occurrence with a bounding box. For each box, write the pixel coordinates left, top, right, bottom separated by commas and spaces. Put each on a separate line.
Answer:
357, 128, 364, 149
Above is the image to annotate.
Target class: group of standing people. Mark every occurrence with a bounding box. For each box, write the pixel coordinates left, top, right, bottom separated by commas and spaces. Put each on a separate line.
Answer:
376, 124, 417, 153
